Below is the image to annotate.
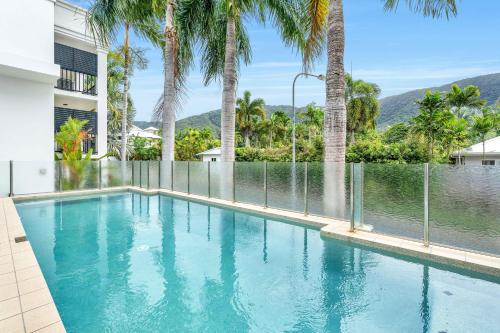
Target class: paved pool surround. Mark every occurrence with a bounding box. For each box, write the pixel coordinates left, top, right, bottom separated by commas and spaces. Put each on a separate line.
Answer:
2, 186, 500, 332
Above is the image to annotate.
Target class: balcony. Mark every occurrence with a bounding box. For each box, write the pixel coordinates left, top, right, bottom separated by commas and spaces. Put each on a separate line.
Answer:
56, 68, 97, 95
54, 107, 98, 154
54, 43, 97, 95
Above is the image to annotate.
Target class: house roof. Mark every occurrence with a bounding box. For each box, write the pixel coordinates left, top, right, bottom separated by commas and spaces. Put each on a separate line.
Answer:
129, 126, 161, 139
453, 136, 500, 156
196, 147, 221, 156
144, 127, 159, 132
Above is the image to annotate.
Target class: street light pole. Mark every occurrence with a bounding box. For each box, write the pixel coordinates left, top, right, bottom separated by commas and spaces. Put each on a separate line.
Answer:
292, 72, 325, 163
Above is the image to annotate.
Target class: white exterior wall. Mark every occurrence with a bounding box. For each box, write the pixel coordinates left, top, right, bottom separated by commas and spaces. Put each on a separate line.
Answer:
0, 0, 55, 65
463, 155, 500, 166
97, 49, 108, 155
201, 155, 221, 162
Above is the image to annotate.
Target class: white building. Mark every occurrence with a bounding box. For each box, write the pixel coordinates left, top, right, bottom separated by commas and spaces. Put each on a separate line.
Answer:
453, 136, 500, 166
129, 126, 161, 140
197, 147, 221, 162
0, 0, 107, 162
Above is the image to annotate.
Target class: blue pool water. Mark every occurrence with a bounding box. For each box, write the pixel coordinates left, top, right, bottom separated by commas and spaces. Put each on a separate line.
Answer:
16, 193, 500, 333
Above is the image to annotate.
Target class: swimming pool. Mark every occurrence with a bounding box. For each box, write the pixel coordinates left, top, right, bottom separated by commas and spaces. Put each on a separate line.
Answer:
16, 193, 500, 333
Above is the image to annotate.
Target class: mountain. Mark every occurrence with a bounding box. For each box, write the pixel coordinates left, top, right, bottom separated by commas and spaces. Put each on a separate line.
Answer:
135, 105, 308, 137
377, 73, 500, 128
134, 73, 500, 133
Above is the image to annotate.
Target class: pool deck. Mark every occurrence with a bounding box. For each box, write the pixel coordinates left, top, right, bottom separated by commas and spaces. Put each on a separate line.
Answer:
2, 186, 500, 332
0, 198, 65, 333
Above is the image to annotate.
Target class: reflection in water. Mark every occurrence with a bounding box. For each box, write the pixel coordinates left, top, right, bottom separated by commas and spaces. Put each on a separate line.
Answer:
16, 193, 500, 333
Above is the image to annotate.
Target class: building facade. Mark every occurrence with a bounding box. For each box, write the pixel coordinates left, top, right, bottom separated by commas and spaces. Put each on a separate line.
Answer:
453, 136, 500, 166
0, 0, 107, 162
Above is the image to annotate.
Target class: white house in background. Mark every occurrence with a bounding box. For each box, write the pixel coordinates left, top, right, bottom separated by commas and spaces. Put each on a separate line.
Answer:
143, 127, 159, 135
197, 147, 221, 162
0, 0, 107, 163
452, 136, 500, 166
129, 126, 161, 140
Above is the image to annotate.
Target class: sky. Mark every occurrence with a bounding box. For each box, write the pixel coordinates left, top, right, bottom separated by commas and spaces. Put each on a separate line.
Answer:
71, 0, 500, 121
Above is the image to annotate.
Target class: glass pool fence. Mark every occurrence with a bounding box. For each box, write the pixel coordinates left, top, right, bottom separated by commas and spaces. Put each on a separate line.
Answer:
1, 160, 499, 257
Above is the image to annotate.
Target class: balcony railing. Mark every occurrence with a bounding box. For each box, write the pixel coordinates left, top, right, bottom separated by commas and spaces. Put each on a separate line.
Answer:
56, 68, 97, 96
54, 136, 97, 155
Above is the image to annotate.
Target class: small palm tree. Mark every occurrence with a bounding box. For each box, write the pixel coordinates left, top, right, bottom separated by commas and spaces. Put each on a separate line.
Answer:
299, 103, 324, 144
236, 91, 266, 147
471, 108, 497, 163
445, 84, 486, 119
345, 74, 380, 144
87, 0, 160, 161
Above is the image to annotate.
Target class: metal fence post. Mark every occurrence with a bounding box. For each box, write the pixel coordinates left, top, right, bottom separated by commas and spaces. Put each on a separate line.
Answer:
158, 161, 161, 189
98, 160, 102, 190
232, 161, 236, 203
9, 160, 13, 197
304, 162, 309, 215
424, 163, 430, 246
264, 161, 268, 208
171, 160, 174, 191
139, 161, 143, 188
131, 161, 135, 186
147, 161, 151, 190
360, 161, 365, 226
58, 161, 63, 192
349, 162, 355, 232
208, 161, 211, 198
187, 161, 191, 194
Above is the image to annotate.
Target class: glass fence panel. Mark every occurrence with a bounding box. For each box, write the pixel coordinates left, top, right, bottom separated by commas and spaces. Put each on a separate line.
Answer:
0, 162, 9, 197
267, 162, 305, 212
190, 162, 209, 196
235, 162, 265, 205
363, 163, 424, 240
60, 160, 99, 191
429, 165, 500, 255
307, 163, 350, 220
209, 162, 234, 201
132, 161, 141, 187
159, 161, 172, 189
12, 161, 56, 195
148, 161, 160, 189
173, 161, 189, 193
101, 161, 131, 188
139, 161, 150, 189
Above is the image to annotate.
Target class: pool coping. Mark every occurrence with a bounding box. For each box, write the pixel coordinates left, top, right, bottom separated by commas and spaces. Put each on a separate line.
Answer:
3, 186, 499, 332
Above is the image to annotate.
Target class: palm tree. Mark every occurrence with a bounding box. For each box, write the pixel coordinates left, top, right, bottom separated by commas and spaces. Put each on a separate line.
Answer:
445, 84, 485, 119
197, 0, 304, 162
236, 91, 266, 147
471, 108, 497, 163
107, 49, 147, 156
345, 74, 380, 144
412, 91, 452, 162
303, 0, 457, 162
299, 103, 323, 144
87, 0, 160, 161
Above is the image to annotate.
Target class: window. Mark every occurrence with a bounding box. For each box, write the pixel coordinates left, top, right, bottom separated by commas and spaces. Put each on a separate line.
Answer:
211, 157, 217, 162
482, 160, 495, 166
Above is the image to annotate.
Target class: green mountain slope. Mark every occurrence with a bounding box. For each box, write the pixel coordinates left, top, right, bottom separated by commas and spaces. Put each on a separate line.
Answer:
378, 73, 500, 128
135, 73, 500, 133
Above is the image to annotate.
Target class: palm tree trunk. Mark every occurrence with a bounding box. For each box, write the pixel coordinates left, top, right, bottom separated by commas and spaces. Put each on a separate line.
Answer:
221, 13, 237, 162
482, 136, 486, 162
350, 130, 355, 144
324, 0, 347, 163
120, 23, 130, 161
162, 0, 176, 162
244, 130, 250, 147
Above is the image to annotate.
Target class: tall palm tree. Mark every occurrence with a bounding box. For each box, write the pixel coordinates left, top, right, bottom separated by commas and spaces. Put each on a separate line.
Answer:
303, 0, 458, 162
345, 74, 381, 144
87, 0, 160, 161
236, 91, 266, 147
197, 0, 304, 162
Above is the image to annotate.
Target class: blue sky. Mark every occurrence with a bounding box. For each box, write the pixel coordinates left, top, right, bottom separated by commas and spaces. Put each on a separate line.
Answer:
71, 0, 500, 121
